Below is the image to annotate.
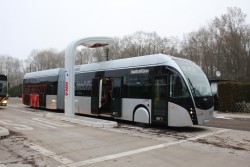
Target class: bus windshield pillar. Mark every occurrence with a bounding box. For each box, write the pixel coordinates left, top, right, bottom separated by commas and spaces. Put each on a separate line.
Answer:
65, 37, 113, 117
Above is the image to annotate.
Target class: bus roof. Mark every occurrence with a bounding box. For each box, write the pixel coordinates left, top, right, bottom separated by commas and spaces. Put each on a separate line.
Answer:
23, 54, 190, 78
24, 68, 62, 79
76, 54, 173, 73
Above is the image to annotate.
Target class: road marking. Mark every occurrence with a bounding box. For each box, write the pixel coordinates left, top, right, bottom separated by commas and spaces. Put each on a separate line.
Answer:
0, 120, 34, 130
56, 129, 229, 167
32, 118, 73, 127
25, 142, 74, 165
7, 107, 74, 129
9, 107, 43, 117
28, 120, 58, 129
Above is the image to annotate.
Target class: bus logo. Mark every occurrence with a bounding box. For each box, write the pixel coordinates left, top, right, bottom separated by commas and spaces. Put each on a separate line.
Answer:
65, 82, 69, 96
131, 69, 149, 74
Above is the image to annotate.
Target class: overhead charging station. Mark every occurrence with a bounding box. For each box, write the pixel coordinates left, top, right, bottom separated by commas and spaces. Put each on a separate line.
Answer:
65, 37, 114, 117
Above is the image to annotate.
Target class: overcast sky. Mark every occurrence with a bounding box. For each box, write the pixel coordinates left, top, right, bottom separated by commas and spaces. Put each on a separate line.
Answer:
1, 0, 250, 60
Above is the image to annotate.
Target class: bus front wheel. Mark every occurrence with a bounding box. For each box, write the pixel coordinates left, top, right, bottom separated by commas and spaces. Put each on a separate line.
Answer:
133, 107, 150, 125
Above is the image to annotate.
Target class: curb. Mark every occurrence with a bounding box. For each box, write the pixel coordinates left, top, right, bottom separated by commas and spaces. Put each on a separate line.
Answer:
45, 113, 118, 128
0, 126, 10, 138
213, 111, 250, 119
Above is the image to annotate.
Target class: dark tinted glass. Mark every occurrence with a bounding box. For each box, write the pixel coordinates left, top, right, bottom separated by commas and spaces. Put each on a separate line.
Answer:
123, 74, 151, 99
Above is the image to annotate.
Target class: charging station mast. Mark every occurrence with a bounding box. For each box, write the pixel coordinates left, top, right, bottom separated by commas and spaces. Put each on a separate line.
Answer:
65, 37, 114, 117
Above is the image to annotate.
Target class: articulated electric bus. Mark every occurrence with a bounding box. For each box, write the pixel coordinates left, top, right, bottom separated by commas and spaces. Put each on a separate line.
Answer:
22, 68, 65, 110
0, 74, 8, 106
23, 54, 213, 126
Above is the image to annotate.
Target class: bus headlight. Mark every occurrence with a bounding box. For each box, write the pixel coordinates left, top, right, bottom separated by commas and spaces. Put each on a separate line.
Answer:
190, 108, 194, 115
2, 100, 7, 104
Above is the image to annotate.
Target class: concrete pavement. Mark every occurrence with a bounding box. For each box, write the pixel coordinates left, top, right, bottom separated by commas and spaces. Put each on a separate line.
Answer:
1, 100, 117, 138
0, 111, 117, 138
45, 112, 118, 128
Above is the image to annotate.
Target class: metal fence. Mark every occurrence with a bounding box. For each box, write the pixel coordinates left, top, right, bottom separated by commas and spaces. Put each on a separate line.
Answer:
234, 102, 250, 113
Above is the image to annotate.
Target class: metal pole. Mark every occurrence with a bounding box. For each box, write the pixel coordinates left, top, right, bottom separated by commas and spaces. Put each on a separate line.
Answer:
106, 48, 109, 61
64, 37, 113, 117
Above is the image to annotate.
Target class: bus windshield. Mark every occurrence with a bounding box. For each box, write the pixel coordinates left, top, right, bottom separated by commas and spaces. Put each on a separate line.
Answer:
0, 80, 7, 94
175, 59, 212, 97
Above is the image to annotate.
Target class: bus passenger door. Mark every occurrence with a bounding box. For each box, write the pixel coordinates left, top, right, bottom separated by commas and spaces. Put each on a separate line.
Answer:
91, 78, 100, 115
152, 75, 168, 123
111, 78, 122, 117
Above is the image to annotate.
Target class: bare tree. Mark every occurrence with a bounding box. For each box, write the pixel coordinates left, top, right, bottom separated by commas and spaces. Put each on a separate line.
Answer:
25, 48, 65, 72
180, 7, 250, 82
208, 7, 250, 81
0, 54, 24, 86
76, 47, 97, 65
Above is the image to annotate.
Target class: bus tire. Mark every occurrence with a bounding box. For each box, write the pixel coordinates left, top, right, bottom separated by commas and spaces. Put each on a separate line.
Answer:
133, 107, 150, 124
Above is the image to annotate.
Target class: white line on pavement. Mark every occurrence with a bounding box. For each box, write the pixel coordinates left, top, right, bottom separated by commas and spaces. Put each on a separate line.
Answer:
56, 129, 229, 167
0, 120, 34, 131
28, 120, 58, 129
9, 107, 43, 117
32, 118, 73, 127
8, 107, 73, 128
25, 142, 74, 165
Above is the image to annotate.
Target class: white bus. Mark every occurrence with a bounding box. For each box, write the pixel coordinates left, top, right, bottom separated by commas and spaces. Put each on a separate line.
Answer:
23, 54, 213, 127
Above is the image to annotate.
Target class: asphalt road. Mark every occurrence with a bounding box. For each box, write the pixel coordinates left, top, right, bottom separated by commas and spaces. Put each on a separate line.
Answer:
204, 117, 250, 131
0, 98, 250, 167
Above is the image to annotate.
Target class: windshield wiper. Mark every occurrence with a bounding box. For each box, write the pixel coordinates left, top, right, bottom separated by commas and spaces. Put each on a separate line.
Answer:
187, 78, 201, 97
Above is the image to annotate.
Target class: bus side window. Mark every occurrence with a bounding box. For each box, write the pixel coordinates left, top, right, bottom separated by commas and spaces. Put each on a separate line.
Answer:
170, 74, 190, 98
123, 75, 151, 99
